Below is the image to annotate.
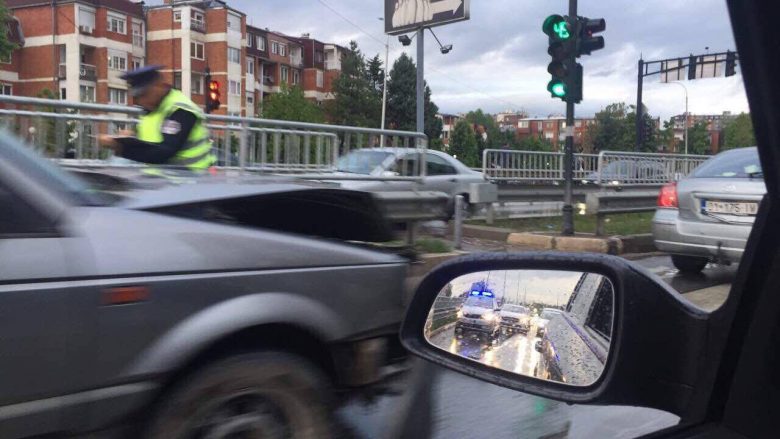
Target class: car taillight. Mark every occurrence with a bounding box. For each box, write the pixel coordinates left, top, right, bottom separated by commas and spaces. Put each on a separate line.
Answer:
658, 182, 678, 208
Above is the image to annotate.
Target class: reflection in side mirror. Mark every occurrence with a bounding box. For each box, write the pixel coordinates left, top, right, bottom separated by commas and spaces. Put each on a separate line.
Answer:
381, 170, 400, 177
424, 270, 614, 387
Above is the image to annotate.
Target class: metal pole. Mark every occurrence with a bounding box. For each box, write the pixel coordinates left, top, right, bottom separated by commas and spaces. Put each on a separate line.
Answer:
454, 194, 464, 250
636, 59, 644, 151
380, 35, 389, 147
562, 0, 577, 236
684, 89, 689, 155
416, 27, 425, 134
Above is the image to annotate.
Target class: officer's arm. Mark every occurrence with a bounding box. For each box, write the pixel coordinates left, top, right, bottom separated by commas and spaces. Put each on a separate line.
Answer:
114, 109, 198, 164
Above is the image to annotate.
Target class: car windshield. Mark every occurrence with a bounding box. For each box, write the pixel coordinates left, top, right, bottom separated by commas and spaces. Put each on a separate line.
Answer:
335, 150, 393, 175
464, 296, 494, 309
0, 134, 106, 206
503, 305, 528, 313
694, 147, 761, 178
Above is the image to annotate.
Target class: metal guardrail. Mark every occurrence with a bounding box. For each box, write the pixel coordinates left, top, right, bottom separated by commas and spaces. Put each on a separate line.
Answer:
0, 94, 430, 180
483, 148, 709, 187
585, 191, 661, 235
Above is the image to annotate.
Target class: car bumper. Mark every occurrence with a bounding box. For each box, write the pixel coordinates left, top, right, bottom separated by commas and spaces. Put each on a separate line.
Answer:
455, 321, 496, 333
500, 322, 529, 333
652, 208, 752, 262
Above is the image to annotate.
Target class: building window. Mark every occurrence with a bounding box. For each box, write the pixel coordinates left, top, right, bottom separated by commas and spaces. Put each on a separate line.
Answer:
227, 13, 241, 32
80, 85, 95, 103
0, 52, 10, 64
575, 120, 582, 127
108, 88, 127, 105
191, 42, 205, 60
247, 57, 255, 75
107, 13, 126, 34
60, 87, 66, 99
192, 11, 204, 23
315, 50, 323, 63
257, 36, 266, 51
173, 72, 182, 90
132, 57, 143, 70
0, 83, 11, 95
79, 7, 96, 30
316, 70, 324, 87
544, 132, 554, 140
271, 41, 279, 55
247, 94, 254, 109
229, 80, 240, 95
545, 122, 553, 129
191, 74, 204, 95
173, 10, 181, 22
248, 35, 254, 48
518, 121, 529, 128
228, 47, 241, 64
132, 22, 144, 47
108, 51, 127, 71
279, 44, 287, 57
280, 66, 289, 84
292, 69, 300, 85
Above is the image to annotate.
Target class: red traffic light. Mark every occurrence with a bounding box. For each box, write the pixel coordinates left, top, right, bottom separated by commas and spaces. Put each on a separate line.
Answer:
209, 80, 219, 91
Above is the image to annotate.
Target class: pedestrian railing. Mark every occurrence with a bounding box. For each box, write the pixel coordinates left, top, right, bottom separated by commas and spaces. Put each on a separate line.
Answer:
0, 94, 430, 179
483, 148, 709, 186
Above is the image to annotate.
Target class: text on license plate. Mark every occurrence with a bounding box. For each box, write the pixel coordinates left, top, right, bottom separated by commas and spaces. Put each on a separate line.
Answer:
703, 200, 759, 215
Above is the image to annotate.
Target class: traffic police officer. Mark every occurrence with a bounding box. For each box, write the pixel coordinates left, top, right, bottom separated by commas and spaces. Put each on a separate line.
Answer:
99, 65, 216, 172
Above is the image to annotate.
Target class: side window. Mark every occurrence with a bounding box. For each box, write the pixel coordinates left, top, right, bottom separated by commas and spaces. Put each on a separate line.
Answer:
585, 279, 614, 340
0, 183, 54, 237
393, 154, 421, 176
426, 153, 457, 176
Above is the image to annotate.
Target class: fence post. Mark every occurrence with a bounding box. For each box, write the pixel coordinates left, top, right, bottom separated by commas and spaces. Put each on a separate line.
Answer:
238, 121, 248, 174
454, 194, 464, 250
595, 213, 605, 236
597, 151, 606, 186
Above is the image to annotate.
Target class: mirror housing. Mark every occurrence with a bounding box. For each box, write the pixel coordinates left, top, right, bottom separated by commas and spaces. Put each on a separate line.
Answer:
400, 252, 711, 418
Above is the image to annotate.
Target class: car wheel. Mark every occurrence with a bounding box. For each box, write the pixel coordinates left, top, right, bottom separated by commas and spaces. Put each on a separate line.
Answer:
671, 254, 709, 274
146, 352, 332, 439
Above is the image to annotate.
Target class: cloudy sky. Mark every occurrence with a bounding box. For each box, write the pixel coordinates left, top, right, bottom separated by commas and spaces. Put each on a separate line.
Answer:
221, 0, 749, 120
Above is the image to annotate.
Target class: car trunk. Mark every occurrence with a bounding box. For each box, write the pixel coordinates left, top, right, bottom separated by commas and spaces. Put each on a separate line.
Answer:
678, 177, 766, 225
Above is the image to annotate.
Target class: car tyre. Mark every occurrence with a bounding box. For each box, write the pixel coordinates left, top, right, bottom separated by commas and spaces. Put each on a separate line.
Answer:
146, 351, 333, 439
671, 254, 709, 274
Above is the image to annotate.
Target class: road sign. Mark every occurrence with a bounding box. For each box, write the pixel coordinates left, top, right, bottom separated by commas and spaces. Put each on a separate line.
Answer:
385, 0, 470, 35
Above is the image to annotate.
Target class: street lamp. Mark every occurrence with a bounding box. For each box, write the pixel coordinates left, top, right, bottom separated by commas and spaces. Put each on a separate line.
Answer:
665, 81, 689, 155
428, 28, 453, 54
378, 17, 390, 146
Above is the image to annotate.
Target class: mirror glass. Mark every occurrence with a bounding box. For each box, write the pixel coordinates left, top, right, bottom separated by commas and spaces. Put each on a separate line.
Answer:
424, 270, 614, 387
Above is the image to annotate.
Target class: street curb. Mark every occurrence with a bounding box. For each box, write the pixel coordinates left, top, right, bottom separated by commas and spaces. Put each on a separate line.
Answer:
453, 224, 514, 242
502, 232, 654, 255
507, 233, 554, 249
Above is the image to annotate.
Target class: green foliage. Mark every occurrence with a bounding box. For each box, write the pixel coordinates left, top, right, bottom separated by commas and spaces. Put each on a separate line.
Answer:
386, 53, 442, 141
688, 121, 711, 155
463, 109, 501, 157
584, 102, 658, 152
517, 135, 554, 152
449, 120, 479, 167
327, 41, 381, 128
366, 54, 384, 95
0, 0, 16, 61
658, 117, 678, 152
263, 83, 324, 123
722, 113, 755, 150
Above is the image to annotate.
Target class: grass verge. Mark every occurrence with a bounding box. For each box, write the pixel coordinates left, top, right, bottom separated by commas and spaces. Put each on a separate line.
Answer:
467, 211, 654, 236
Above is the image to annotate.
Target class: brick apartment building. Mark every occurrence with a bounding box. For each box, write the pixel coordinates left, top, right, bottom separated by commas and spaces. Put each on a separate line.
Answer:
494, 110, 528, 133
436, 113, 461, 147
515, 116, 595, 151
5, 0, 146, 105
671, 111, 736, 153
146, 0, 247, 116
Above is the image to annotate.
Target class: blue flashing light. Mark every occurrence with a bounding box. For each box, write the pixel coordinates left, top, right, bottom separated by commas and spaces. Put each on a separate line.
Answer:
483, 291, 494, 297
470, 291, 481, 296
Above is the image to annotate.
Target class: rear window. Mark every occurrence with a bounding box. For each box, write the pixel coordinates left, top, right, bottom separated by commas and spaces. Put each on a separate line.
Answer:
694, 148, 761, 178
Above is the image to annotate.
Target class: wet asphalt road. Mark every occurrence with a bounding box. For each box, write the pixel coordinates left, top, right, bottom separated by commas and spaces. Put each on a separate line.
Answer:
338, 254, 738, 438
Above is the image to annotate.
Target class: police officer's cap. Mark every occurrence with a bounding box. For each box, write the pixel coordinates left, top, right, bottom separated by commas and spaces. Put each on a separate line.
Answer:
121, 65, 164, 97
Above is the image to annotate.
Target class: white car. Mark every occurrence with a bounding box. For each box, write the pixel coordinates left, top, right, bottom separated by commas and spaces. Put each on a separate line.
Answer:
499, 304, 532, 334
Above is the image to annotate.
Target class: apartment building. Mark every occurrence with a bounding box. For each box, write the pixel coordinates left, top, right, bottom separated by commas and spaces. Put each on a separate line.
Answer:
515, 116, 595, 150
436, 113, 461, 147
146, 0, 246, 116
289, 33, 327, 104
671, 111, 736, 153
5, 0, 145, 105
494, 110, 528, 133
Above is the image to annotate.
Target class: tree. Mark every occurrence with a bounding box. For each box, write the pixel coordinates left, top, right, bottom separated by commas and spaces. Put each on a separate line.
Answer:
0, 1, 16, 61
366, 54, 384, 95
327, 41, 381, 127
722, 113, 755, 150
658, 117, 679, 152
463, 109, 501, 157
263, 83, 324, 123
688, 121, 711, 155
386, 53, 442, 141
584, 102, 659, 152
449, 120, 479, 167
517, 135, 554, 152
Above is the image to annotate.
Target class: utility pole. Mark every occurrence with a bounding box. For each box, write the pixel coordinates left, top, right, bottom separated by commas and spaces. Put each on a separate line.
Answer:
561, 0, 577, 236
380, 34, 389, 146
416, 27, 425, 134
636, 59, 644, 151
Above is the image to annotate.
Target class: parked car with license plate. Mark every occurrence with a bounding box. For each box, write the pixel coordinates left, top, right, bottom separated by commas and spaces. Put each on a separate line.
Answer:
652, 147, 765, 273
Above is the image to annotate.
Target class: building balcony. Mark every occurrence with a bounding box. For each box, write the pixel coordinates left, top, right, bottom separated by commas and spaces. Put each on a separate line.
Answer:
325, 60, 340, 70
290, 55, 303, 67
79, 64, 97, 81
191, 20, 206, 33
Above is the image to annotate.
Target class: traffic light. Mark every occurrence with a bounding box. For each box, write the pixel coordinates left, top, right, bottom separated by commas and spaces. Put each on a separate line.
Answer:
725, 50, 737, 77
206, 79, 220, 114
576, 17, 605, 56
543, 14, 576, 102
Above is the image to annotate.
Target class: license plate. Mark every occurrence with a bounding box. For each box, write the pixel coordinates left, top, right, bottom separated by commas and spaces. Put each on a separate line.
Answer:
703, 200, 759, 216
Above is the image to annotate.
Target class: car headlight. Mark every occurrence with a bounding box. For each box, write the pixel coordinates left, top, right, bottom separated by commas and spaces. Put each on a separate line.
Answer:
457, 310, 463, 318
482, 312, 496, 322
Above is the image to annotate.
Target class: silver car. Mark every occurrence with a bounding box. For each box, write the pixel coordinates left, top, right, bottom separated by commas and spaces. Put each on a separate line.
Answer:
653, 147, 765, 273
333, 147, 485, 201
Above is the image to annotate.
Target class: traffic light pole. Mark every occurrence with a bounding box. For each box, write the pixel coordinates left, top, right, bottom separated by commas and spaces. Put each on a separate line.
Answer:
561, 0, 577, 236
635, 59, 644, 151
416, 27, 425, 134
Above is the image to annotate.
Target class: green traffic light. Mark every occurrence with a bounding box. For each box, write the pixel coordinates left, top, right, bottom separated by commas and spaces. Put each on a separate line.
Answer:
543, 15, 570, 40
548, 80, 567, 98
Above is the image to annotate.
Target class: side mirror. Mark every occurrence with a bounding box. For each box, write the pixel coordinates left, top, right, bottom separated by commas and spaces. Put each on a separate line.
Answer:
401, 252, 711, 417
